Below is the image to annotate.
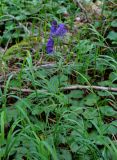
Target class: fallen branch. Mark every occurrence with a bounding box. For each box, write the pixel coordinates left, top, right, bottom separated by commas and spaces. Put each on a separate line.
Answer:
62, 85, 117, 92
0, 85, 46, 93
0, 84, 117, 93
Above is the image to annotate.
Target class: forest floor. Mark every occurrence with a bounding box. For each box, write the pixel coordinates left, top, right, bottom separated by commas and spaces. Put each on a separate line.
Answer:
0, 0, 117, 160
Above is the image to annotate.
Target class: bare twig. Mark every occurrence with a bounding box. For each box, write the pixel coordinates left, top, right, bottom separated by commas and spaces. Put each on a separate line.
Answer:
0, 85, 46, 93
0, 84, 117, 93
62, 85, 117, 92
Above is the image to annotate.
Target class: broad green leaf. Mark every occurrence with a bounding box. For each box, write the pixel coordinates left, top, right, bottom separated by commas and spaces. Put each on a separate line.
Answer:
107, 125, 117, 134
111, 20, 117, 27
57, 7, 67, 14
32, 105, 44, 115
68, 90, 84, 99
84, 94, 99, 106
100, 106, 117, 117
47, 76, 59, 93
111, 120, 117, 127
60, 149, 72, 160
107, 31, 117, 41
70, 142, 79, 152
83, 108, 98, 119
97, 91, 112, 97
92, 135, 109, 145
16, 15, 27, 20
109, 72, 117, 83
98, 80, 112, 86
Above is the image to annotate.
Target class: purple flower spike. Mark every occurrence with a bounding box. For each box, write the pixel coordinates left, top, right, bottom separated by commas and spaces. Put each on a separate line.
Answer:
50, 20, 58, 36
46, 37, 54, 54
46, 21, 67, 54
55, 24, 67, 37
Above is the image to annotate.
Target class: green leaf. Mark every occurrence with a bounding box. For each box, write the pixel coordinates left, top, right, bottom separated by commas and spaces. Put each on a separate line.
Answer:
57, 7, 67, 14
58, 134, 66, 144
84, 94, 99, 106
107, 31, 117, 41
16, 15, 27, 20
107, 125, 117, 134
92, 135, 109, 145
111, 20, 117, 27
57, 93, 69, 105
10, 79, 21, 88
109, 72, 117, 83
70, 142, 79, 152
77, 74, 91, 84
60, 149, 72, 160
111, 120, 117, 127
83, 108, 98, 119
59, 75, 68, 84
98, 80, 112, 86
68, 90, 84, 99
75, 40, 94, 54
70, 106, 83, 114
100, 106, 117, 117
97, 91, 112, 97
47, 76, 59, 93
6, 108, 18, 122
32, 105, 44, 115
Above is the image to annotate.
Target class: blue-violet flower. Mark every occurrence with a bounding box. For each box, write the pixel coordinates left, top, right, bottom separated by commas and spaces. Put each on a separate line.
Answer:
54, 24, 67, 37
46, 21, 67, 54
50, 20, 58, 36
46, 38, 54, 54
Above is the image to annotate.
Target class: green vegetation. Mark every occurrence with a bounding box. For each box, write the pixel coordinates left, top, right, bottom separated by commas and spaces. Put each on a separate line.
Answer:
0, 0, 117, 159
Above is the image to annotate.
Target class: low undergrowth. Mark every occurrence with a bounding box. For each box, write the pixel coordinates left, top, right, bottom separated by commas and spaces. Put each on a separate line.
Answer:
0, 0, 117, 160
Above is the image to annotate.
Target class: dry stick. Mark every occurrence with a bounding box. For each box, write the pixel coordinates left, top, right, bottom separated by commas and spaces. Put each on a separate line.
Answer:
62, 85, 117, 92
0, 85, 46, 93
0, 84, 117, 93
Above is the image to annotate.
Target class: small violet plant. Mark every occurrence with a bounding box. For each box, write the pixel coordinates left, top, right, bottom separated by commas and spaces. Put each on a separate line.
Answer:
46, 21, 67, 54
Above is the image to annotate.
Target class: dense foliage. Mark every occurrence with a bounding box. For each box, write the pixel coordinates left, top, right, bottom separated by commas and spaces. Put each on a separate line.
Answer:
0, 0, 117, 159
